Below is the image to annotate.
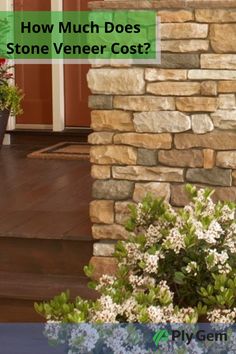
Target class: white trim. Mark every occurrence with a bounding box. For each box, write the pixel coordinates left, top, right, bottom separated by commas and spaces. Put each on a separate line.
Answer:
3, 134, 11, 145
51, 0, 65, 132
15, 124, 52, 130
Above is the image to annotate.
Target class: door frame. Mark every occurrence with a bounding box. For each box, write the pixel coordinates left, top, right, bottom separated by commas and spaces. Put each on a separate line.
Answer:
2, 0, 66, 132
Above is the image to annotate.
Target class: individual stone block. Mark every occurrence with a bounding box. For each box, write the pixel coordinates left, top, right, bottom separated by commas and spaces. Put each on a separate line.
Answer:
90, 146, 137, 165
201, 54, 236, 70
87, 68, 145, 94
203, 149, 216, 169
91, 110, 133, 132
137, 149, 157, 166
113, 95, 175, 111
186, 168, 232, 187
218, 94, 236, 109
233, 171, 236, 186
176, 97, 217, 112
90, 200, 114, 224
200, 81, 217, 96
92, 224, 129, 240
216, 151, 236, 169
188, 70, 236, 80
159, 53, 200, 69
92, 180, 134, 200
211, 110, 236, 129
133, 182, 170, 202
147, 82, 200, 96
93, 242, 115, 257
191, 114, 214, 134
158, 149, 203, 168
159, 10, 194, 23
133, 112, 191, 133
91, 165, 111, 179
161, 40, 209, 52
113, 133, 172, 149
210, 24, 236, 53
175, 132, 236, 150
88, 95, 113, 109
196, 9, 236, 23
218, 81, 236, 93
89, 257, 117, 280
88, 132, 114, 145
161, 23, 208, 39
115, 201, 134, 225
171, 184, 190, 206
145, 69, 187, 81
112, 166, 184, 182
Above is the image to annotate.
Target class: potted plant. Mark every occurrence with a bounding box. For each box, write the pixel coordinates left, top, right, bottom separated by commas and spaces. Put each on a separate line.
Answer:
0, 58, 23, 147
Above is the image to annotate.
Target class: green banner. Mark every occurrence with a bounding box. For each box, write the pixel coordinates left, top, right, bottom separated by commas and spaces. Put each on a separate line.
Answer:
0, 11, 157, 60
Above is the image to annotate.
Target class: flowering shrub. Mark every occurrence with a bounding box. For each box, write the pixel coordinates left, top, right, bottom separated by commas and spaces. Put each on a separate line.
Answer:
35, 185, 236, 324
0, 58, 23, 115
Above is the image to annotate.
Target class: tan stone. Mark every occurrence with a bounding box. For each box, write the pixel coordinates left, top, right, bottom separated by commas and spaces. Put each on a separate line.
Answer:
145, 68, 187, 81
161, 40, 209, 52
161, 23, 208, 39
216, 151, 236, 168
203, 149, 216, 169
171, 184, 236, 207
211, 110, 236, 130
87, 68, 145, 94
201, 54, 236, 69
200, 81, 217, 96
191, 114, 214, 134
90, 200, 114, 224
93, 242, 115, 257
113, 133, 172, 149
158, 150, 203, 167
133, 182, 170, 202
175, 131, 236, 150
112, 166, 184, 182
218, 94, 236, 109
92, 224, 129, 240
196, 9, 236, 23
188, 70, 236, 80
147, 82, 200, 96
133, 111, 191, 133
218, 81, 236, 93
90, 145, 137, 165
91, 165, 111, 179
176, 97, 217, 112
115, 201, 134, 225
210, 24, 236, 53
159, 10, 194, 23
89, 257, 117, 280
88, 132, 114, 145
91, 110, 133, 132
113, 95, 175, 111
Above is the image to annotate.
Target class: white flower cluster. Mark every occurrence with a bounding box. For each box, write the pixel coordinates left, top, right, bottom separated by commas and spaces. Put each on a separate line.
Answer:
207, 308, 236, 323
68, 324, 99, 354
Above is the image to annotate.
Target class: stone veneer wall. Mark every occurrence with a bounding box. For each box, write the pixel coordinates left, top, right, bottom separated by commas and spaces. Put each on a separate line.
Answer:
87, 0, 236, 278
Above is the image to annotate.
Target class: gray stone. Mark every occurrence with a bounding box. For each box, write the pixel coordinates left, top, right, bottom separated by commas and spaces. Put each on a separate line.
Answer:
158, 53, 200, 69
92, 180, 134, 200
93, 242, 116, 256
88, 95, 113, 109
137, 149, 157, 166
186, 168, 232, 186
211, 110, 236, 129
133, 111, 191, 133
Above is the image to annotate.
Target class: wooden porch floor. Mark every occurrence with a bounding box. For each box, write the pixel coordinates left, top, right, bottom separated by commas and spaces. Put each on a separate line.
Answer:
0, 145, 92, 240
0, 145, 95, 322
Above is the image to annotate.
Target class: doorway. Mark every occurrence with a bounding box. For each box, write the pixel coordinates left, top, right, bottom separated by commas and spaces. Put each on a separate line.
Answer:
14, 0, 91, 130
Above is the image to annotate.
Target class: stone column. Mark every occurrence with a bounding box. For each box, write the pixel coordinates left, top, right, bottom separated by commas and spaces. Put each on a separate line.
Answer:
87, 0, 236, 277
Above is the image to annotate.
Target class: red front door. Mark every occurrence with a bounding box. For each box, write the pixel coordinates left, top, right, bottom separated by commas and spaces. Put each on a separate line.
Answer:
64, 0, 91, 128
14, 0, 53, 126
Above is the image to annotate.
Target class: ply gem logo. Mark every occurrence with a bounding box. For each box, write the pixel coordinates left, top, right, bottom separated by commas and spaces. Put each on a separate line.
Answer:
153, 329, 170, 347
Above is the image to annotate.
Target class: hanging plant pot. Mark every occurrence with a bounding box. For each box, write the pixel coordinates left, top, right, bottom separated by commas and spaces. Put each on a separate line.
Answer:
0, 109, 10, 148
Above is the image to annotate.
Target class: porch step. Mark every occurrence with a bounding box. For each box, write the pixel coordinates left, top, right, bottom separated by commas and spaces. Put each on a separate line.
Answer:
0, 271, 97, 301
8, 129, 92, 146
